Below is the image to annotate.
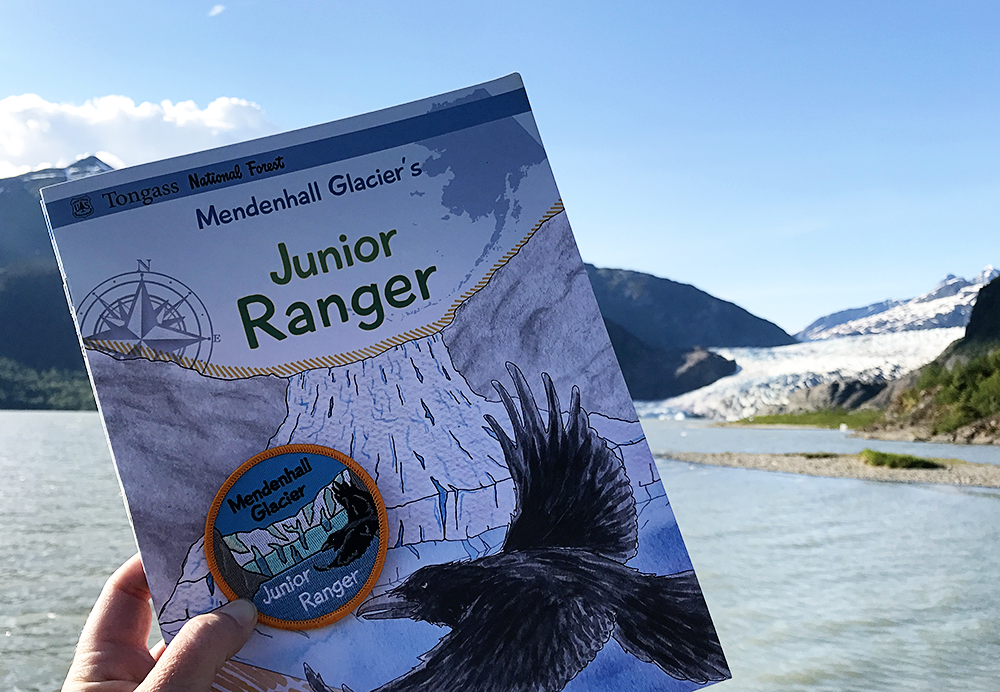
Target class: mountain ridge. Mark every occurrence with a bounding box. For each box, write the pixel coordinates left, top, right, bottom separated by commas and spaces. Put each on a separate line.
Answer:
585, 264, 797, 350
0, 157, 114, 408
0, 156, 112, 269
0, 159, 801, 408
798, 267, 998, 341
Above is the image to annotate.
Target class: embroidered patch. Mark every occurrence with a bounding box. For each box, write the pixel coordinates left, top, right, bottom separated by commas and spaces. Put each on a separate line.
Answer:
205, 444, 388, 630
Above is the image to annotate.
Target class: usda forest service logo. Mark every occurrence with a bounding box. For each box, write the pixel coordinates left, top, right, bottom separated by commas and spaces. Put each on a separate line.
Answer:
70, 195, 94, 218
77, 260, 215, 365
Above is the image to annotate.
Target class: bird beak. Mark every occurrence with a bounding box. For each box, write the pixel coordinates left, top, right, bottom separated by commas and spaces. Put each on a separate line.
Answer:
355, 590, 419, 620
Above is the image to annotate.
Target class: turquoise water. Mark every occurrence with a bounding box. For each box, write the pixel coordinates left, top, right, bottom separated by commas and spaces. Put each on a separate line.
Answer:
2, 411, 999, 691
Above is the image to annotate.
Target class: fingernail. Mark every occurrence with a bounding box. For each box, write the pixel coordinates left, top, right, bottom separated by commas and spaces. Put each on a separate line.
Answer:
219, 599, 257, 628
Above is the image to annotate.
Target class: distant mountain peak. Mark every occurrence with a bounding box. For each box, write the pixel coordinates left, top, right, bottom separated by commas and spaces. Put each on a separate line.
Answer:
1, 156, 112, 270
65, 155, 115, 181
798, 266, 997, 341
974, 265, 999, 285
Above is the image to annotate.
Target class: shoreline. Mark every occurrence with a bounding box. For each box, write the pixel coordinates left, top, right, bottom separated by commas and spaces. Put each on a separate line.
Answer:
715, 421, 1000, 447
659, 451, 1000, 490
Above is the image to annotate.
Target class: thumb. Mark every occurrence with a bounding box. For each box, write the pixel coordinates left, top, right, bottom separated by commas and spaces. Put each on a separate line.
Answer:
141, 599, 257, 692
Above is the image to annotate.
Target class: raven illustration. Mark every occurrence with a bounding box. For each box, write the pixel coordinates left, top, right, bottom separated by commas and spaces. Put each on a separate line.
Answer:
309, 364, 729, 692
314, 474, 378, 572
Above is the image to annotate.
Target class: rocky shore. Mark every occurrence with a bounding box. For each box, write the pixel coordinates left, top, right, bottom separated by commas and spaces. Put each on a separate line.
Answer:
858, 417, 1000, 446
661, 451, 1000, 490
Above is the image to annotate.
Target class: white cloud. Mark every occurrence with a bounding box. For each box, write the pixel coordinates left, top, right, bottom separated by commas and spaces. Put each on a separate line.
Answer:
0, 94, 278, 178
208, 4, 225, 17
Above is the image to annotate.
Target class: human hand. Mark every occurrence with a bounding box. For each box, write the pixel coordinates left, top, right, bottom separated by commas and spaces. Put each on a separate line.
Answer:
63, 554, 257, 692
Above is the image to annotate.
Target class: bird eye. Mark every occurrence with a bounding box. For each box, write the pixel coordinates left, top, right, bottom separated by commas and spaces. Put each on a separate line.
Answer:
420, 581, 428, 589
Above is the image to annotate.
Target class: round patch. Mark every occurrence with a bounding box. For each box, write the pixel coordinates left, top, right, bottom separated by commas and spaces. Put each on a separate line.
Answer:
205, 444, 388, 630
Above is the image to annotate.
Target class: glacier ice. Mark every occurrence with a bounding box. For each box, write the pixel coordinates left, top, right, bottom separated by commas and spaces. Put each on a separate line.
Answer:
635, 328, 964, 421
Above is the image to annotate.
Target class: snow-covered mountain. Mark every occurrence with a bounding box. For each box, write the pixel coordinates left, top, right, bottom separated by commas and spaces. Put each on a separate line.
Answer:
633, 328, 963, 421
797, 267, 998, 341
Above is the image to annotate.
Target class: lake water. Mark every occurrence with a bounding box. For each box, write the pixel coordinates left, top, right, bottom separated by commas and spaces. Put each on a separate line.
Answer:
643, 417, 1000, 465
2, 411, 999, 691
0, 412, 146, 692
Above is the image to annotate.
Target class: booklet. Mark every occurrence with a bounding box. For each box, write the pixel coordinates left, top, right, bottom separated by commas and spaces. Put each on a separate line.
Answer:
42, 74, 729, 692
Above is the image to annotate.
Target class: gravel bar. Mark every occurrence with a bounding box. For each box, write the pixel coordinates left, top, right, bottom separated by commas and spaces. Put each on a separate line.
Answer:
659, 451, 1000, 490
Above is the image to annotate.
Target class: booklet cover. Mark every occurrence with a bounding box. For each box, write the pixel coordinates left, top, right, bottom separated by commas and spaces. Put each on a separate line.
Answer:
42, 74, 729, 692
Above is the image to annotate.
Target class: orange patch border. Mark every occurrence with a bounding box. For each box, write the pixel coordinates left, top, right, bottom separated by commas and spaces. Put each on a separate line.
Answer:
205, 443, 389, 630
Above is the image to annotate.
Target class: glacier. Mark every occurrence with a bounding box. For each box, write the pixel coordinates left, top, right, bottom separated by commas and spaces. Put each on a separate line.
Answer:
634, 328, 964, 421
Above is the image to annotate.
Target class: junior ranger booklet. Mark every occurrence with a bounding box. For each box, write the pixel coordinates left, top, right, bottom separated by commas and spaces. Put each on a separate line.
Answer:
42, 74, 729, 692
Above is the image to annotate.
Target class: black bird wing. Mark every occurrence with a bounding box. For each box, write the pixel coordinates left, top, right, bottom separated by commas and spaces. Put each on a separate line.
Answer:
374, 590, 615, 692
613, 570, 731, 683
484, 363, 637, 561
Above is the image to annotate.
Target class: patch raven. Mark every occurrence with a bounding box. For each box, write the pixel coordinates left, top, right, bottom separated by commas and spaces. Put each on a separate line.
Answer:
313, 363, 729, 691
314, 473, 378, 572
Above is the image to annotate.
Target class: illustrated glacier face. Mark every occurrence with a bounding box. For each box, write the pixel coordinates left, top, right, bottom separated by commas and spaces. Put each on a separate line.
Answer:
272, 333, 517, 547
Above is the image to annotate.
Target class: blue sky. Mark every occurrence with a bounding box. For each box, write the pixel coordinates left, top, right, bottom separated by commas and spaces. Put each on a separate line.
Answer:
3, 1, 999, 333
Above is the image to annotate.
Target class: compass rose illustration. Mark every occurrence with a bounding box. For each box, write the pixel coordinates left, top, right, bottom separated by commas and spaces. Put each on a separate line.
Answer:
77, 261, 215, 366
